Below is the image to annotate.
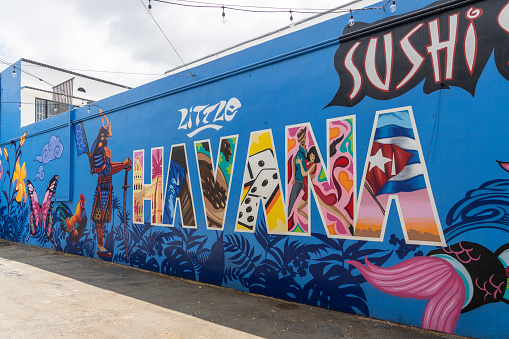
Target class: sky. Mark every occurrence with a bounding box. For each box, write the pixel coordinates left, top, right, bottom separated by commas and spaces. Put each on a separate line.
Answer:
0, 0, 358, 88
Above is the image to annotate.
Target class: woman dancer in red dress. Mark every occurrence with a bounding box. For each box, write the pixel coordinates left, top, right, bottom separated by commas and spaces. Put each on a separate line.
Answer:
295, 146, 351, 234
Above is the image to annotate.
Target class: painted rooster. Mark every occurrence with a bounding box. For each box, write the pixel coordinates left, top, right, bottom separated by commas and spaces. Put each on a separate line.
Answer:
56, 194, 88, 248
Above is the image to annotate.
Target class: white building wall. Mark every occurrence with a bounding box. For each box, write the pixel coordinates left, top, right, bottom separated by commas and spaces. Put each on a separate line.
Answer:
20, 60, 130, 126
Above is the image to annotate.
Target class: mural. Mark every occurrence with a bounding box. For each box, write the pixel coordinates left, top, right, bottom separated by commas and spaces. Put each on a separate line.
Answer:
56, 194, 87, 249
2, 1, 509, 338
355, 107, 444, 246
348, 162, 509, 334
328, 1, 509, 107
286, 118, 355, 236
162, 144, 197, 228
35, 164, 45, 181
236, 130, 287, 233
89, 112, 132, 258
34, 135, 63, 165
133, 148, 164, 225
350, 238, 509, 334
178, 98, 242, 138
0, 132, 31, 244
26, 175, 59, 243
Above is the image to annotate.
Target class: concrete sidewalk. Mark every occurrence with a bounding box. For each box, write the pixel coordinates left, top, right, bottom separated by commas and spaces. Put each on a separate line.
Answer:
0, 239, 465, 339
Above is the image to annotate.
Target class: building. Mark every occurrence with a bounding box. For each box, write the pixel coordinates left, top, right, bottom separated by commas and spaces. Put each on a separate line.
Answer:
13, 58, 130, 126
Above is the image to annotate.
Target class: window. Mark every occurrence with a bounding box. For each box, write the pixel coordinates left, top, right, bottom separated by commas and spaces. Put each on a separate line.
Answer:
35, 98, 69, 122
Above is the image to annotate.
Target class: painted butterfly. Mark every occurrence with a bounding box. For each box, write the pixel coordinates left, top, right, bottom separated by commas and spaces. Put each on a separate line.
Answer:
26, 175, 59, 241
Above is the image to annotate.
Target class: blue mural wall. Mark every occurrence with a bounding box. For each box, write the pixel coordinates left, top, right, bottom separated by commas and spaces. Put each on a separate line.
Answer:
1, 0, 509, 337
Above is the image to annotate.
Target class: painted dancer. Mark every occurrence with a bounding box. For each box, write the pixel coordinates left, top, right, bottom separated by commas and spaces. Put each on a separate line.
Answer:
89, 112, 132, 257
296, 146, 352, 234
288, 127, 308, 216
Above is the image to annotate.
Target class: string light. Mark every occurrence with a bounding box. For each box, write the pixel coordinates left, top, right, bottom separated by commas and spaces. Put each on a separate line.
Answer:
147, 0, 153, 16
221, 5, 227, 24
87, 106, 91, 114
0, 0, 395, 86
11, 67, 17, 78
138, 0, 195, 77
0, 58, 53, 86
151, 0, 395, 27
390, 0, 397, 12
54, 104, 58, 113
154, 0, 389, 15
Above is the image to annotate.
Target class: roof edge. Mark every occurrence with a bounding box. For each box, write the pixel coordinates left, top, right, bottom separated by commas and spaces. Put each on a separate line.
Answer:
21, 58, 132, 90
22, 85, 93, 102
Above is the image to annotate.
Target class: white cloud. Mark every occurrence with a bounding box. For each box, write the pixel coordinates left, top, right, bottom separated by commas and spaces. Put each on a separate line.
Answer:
0, 0, 357, 87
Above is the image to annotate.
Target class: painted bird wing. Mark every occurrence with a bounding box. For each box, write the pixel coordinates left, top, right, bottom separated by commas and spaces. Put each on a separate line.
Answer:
55, 203, 72, 232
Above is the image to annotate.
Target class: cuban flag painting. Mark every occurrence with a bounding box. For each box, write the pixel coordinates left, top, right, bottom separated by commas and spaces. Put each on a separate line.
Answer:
355, 107, 445, 246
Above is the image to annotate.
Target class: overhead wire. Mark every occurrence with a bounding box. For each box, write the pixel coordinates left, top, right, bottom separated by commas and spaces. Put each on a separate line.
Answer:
0, 58, 190, 78
20, 64, 164, 76
152, 0, 391, 14
0, 57, 55, 87
138, 0, 195, 77
0, 0, 393, 85
163, 0, 333, 11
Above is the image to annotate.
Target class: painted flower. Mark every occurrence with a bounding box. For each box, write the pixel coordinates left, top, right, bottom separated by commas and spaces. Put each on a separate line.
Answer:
12, 160, 27, 203
3, 147, 8, 161
19, 131, 27, 147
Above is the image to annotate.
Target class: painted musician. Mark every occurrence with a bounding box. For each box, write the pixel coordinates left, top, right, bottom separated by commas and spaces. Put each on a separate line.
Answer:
89, 113, 132, 257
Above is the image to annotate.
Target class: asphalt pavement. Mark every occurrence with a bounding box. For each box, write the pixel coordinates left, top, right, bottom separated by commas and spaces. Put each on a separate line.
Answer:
0, 239, 468, 339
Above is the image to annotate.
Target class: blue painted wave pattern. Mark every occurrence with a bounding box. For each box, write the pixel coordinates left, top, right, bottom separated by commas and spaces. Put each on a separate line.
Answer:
445, 179, 509, 242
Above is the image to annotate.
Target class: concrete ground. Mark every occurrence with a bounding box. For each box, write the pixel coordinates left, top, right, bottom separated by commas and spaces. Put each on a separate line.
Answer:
0, 239, 467, 339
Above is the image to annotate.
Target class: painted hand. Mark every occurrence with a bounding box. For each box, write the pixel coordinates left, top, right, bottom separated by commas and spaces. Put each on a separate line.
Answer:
123, 158, 133, 171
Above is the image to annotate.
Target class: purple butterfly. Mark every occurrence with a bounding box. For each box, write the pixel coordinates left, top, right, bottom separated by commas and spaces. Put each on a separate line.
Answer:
26, 175, 59, 241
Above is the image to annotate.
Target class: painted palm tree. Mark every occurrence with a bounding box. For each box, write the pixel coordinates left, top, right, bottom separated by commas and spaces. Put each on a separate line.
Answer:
111, 195, 120, 227
152, 150, 163, 224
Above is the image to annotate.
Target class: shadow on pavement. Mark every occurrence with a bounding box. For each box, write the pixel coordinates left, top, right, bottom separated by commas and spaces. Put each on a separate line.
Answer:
0, 239, 463, 339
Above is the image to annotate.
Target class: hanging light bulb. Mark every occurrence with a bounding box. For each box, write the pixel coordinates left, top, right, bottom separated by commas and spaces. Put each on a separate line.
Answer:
87, 106, 90, 114
11, 68, 17, 78
289, 10, 294, 27
390, 0, 397, 12
54, 104, 58, 113
349, 10, 355, 27
19, 103, 22, 111
147, 0, 153, 16
221, 5, 227, 24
